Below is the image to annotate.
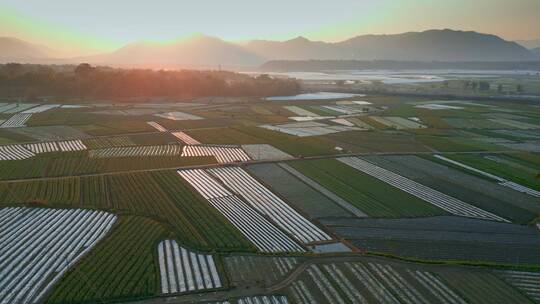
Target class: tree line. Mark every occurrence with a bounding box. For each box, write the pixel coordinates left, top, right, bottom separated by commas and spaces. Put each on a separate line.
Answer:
0, 63, 300, 101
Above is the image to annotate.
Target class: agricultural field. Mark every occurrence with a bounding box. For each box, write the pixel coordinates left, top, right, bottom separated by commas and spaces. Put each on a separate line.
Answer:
0, 96, 540, 303
363, 155, 540, 223
46, 216, 166, 303
289, 159, 447, 218
435, 153, 540, 192
322, 216, 540, 264
0, 207, 117, 303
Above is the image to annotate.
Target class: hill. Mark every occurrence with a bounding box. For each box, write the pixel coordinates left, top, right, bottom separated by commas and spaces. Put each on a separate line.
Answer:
0, 37, 57, 62
247, 29, 534, 62
85, 35, 263, 68
1, 30, 536, 66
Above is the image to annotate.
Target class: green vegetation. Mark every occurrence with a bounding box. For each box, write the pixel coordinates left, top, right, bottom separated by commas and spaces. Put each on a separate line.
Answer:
328, 131, 430, 153
0, 170, 254, 252
289, 159, 447, 217
46, 216, 166, 304
443, 153, 540, 191
83, 136, 136, 149
0, 152, 215, 180
439, 271, 533, 304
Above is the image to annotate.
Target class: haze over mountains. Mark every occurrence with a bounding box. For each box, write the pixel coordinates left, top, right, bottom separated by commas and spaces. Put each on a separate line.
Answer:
1, 29, 538, 67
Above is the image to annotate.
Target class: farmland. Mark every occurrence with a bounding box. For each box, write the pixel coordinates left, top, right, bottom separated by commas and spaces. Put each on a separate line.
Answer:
0, 94, 539, 303
0, 170, 254, 252
46, 216, 165, 303
0, 207, 117, 303
289, 159, 447, 218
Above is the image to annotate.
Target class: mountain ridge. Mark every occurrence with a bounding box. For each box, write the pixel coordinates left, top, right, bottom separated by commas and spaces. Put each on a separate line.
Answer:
1, 29, 537, 66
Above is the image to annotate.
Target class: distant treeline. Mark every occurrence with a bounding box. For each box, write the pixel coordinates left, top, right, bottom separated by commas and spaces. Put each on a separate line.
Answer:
0, 63, 300, 100
260, 60, 540, 72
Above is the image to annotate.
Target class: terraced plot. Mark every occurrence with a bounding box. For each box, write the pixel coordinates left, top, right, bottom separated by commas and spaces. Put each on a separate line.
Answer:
209, 167, 332, 244
0, 207, 117, 304
290, 159, 446, 218
46, 216, 166, 304
157, 240, 222, 294
340, 157, 508, 222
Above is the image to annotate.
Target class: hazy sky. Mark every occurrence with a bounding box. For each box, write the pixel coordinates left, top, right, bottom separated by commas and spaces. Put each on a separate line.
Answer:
1, 0, 539, 55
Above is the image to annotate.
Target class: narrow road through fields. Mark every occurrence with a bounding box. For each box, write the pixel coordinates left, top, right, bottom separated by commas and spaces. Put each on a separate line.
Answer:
0, 149, 521, 183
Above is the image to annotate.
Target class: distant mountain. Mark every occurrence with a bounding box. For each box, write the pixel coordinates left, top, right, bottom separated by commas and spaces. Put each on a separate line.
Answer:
1, 30, 537, 66
516, 39, 540, 49
247, 29, 534, 62
0, 37, 58, 62
260, 60, 540, 72
85, 35, 263, 68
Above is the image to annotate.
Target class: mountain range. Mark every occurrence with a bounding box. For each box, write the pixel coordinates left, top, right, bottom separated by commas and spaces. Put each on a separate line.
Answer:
1, 29, 539, 67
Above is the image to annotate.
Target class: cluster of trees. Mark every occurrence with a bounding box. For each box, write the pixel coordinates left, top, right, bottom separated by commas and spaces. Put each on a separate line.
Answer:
0, 63, 300, 100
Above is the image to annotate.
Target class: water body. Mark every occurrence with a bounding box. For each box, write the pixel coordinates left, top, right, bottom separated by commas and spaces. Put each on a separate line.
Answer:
265, 92, 364, 101
264, 69, 540, 85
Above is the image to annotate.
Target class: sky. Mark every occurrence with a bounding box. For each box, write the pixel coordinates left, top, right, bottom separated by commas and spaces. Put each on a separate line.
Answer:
1, 0, 539, 56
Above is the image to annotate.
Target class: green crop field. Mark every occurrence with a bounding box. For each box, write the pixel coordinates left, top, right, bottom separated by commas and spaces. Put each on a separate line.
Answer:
289, 159, 448, 217
45, 216, 167, 304
442, 153, 540, 191
0, 152, 215, 181
0, 170, 254, 252
439, 271, 533, 304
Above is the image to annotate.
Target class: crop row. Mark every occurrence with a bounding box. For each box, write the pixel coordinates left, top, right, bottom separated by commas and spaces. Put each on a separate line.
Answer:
208, 167, 331, 244
0, 170, 253, 252
158, 239, 222, 294
0, 207, 116, 304
289, 159, 445, 218
339, 157, 508, 222
0, 113, 32, 128
182, 145, 251, 163
171, 131, 201, 145
89, 144, 182, 158
178, 169, 304, 252
46, 215, 166, 303
0, 152, 214, 180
